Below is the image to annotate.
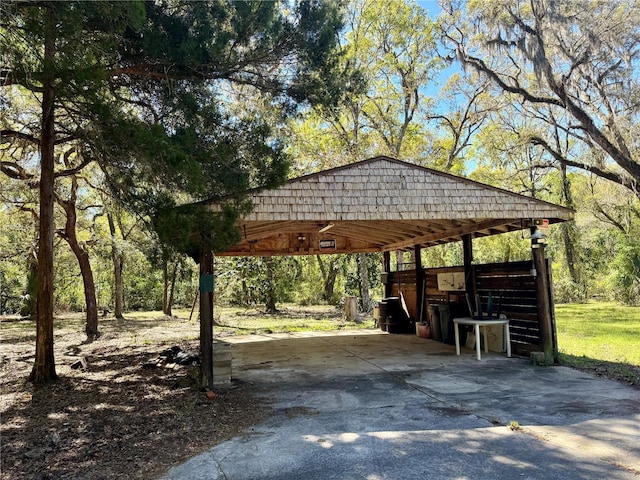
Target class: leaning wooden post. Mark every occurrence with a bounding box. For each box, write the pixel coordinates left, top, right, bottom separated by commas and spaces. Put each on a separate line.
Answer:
462, 234, 477, 305
531, 232, 555, 363
199, 245, 215, 389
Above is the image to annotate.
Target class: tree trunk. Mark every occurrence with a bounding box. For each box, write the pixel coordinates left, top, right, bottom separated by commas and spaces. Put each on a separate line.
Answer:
162, 257, 169, 315
241, 278, 249, 305
560, 163, 580, 285
316, 255, 339, 302
76, 248, 99, 341
166, 262, 179, 317
324, 264, 338, 302
21, 251, 38, 318
264, 257, 277, 313
357, 253, 371, 313
199, 247, 214, 389
343, 296, 358, 321
58, 177, 99, 342
30, 11, 57, 383
107, 213, 124, 320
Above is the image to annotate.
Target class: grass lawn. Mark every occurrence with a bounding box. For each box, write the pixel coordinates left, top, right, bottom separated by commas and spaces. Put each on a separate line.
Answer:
113, 303, 375, 341
555, 302, 640, 385
213, 304, 374, 334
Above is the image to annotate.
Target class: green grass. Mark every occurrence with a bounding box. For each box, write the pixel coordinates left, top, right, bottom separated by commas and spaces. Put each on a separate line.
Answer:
0, 305, 375, 358
555, 302, 640, 385
213, 304, 374, 335
112, 304, 374, 335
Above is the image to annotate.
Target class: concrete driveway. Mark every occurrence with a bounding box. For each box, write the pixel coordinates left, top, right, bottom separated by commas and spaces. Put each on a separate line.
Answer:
161, 330, 640, 480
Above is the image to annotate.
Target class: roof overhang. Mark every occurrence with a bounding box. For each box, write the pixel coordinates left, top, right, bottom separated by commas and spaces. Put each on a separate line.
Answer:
202, 156, 574, 256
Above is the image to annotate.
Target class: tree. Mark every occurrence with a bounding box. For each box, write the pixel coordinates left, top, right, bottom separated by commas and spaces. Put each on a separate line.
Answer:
0, 170, 39, 316
55, 175, 100, 340
2, 1, 151, 382
442, 0, 640, 192
104, 205, 141, 320
1, 0, 347, 383
353, 0, 441, 160
316, 255, 342, 303
288, 0, 442, 310
0, 191, 35, 316
469, 103, 588, 291
428, 73, 498, 173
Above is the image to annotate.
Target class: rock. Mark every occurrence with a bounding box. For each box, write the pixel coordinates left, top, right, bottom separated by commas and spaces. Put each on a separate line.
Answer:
24, 447, 46, 460
45, 431, 60, 446
530, 351, 553, 366
70, 356, 88, 370
144, 346, 200, 370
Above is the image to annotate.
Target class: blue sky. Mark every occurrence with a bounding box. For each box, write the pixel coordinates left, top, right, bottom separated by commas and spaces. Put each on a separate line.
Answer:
416, 0, 443, 17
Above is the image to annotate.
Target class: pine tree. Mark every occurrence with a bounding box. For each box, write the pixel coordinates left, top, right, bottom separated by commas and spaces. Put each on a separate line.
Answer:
1, 0, 347, 383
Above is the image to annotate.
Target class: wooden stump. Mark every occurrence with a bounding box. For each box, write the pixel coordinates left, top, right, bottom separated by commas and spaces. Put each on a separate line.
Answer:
343, 296, 358, 322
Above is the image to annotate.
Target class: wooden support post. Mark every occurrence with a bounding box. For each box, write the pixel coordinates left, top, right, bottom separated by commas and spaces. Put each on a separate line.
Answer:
383, 251, 392, 298
462, 234, 477, 312
414, 245, 424, 323
383, 251, 391, 272
199, 246, 215, 389
532, 237, 555, 362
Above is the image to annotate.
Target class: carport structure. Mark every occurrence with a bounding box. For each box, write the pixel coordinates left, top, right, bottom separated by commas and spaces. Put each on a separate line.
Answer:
198, 156, 574, 387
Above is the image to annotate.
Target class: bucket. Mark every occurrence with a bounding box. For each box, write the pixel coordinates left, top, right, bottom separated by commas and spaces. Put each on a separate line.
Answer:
416, 323, 431, 339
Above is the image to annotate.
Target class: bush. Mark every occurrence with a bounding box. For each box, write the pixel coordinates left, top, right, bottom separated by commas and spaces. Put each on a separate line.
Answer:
553, 276, 588, 304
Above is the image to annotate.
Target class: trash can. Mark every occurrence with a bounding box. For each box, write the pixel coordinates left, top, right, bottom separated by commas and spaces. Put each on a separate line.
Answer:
437, 304, 452, 344
427, 305, 441, 341
383, 297, 408, 334
378, 301, 389, 331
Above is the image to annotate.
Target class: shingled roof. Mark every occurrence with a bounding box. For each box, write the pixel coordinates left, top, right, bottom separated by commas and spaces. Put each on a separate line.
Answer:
205, 156, 574, 256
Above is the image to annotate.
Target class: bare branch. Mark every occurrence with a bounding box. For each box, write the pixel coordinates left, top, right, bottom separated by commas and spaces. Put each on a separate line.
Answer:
1, 129, 39, 145
456, 50, 565, 107
54, 135, 81, 145
54, 157, 94, 178
0, 69, 44, 92
593, 203, 628, 234
530, 135, 631, 188
1, 161, 35, 181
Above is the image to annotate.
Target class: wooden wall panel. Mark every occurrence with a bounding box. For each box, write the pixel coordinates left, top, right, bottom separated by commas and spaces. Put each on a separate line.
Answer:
384, 259, 554, 356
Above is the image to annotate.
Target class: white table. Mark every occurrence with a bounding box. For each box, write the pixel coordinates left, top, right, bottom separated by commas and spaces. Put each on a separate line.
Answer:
453, 317, 511, 361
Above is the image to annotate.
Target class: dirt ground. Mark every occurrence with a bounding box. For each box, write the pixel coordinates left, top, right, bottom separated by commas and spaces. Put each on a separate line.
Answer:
0, 313, 274, 480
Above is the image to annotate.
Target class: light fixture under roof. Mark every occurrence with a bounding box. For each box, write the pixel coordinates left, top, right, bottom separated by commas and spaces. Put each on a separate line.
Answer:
319, 223, 335, 233
528, 227, 547, 247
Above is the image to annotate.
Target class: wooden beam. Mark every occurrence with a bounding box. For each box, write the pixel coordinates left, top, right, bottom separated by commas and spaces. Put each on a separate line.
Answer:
462, 234, 477, 313
532, 238, 555, 361
336, 222, 408, 242
241, 221, 309, 240
199, 246, 214, 389
414, 245, 424, 323
329, 225, 395, 245
218, 232, 383, 256
382, 219, 520, 251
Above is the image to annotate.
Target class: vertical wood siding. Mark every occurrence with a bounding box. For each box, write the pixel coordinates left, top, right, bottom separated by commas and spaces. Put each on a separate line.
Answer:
385, 260, 556, 357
